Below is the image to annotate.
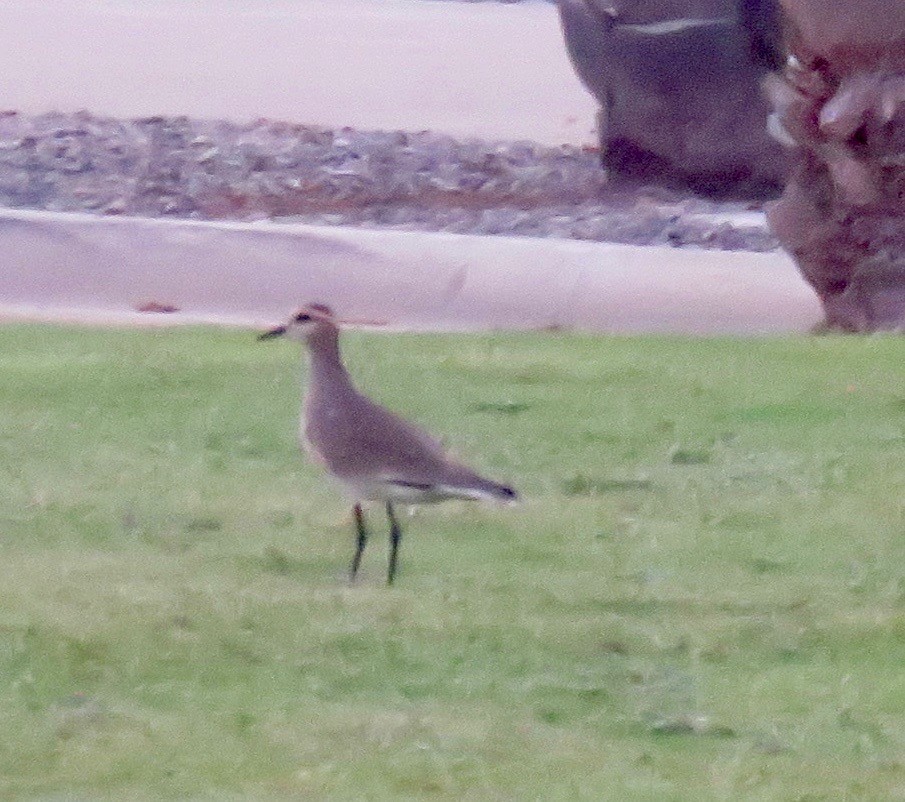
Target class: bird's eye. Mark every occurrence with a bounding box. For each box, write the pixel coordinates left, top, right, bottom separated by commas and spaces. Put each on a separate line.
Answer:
295, 313, 311, 323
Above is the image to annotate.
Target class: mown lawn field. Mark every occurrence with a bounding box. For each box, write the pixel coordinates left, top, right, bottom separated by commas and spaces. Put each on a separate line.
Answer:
0, 324, 903, 800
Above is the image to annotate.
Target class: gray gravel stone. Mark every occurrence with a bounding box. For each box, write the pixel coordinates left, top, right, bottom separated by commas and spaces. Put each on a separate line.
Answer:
0, 110, 778, 252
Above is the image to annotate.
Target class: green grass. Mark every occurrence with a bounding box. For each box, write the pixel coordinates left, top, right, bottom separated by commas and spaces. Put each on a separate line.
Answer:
0, 324, 904, 800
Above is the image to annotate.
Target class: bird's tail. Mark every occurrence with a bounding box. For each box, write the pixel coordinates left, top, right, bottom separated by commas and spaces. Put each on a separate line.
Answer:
444, 465, 519, 503
477, 478, 519, 503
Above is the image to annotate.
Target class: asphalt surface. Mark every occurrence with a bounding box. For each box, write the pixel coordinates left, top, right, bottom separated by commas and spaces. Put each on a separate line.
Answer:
0, 0, 596, 146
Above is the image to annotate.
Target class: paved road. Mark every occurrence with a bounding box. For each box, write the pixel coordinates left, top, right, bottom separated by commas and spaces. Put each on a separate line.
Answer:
0, 210, 822, 334
0, 0, 597, 146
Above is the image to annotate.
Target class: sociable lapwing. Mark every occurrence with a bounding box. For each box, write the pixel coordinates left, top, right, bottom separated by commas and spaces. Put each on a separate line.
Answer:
260, 304, 518, 584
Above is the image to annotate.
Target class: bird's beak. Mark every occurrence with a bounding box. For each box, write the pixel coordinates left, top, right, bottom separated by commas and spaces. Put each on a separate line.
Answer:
258, 325, 286, 341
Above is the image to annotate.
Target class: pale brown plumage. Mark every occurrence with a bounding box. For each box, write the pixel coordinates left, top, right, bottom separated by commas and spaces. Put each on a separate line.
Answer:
260, 304, 517, 584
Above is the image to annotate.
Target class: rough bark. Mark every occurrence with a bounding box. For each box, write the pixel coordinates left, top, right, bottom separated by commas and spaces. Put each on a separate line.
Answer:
765, 0, 905, 330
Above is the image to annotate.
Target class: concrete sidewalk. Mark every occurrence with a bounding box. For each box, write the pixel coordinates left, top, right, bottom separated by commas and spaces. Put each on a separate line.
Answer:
0, 0, 597, 146
0, 209, 822, 334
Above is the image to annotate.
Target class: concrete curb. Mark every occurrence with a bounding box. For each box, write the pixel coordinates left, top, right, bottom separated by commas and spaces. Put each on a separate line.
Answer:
0, 209, 822, 334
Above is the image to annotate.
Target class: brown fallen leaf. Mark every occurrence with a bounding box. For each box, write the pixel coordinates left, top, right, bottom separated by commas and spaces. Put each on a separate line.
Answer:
135, 301, 180, 314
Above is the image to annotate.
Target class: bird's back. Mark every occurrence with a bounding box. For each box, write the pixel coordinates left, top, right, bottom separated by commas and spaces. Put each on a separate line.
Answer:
305, 382, 444, 478
304, 384, 514, 503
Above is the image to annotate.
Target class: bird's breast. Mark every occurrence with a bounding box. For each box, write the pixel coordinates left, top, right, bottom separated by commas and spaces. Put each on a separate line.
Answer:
300, 430, 329, 469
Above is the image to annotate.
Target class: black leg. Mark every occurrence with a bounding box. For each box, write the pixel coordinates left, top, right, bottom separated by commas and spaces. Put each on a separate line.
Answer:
350, 503, 368, 580
386, 502, 403, 586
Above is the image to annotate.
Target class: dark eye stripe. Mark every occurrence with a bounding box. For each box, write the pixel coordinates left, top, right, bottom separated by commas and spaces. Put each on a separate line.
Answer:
295, 313, 311, 322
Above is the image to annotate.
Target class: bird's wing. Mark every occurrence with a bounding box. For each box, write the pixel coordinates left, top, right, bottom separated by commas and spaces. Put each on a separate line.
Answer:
306, 391, 452, 483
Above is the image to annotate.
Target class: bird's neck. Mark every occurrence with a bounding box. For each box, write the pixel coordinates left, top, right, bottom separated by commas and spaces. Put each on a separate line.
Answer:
305, 325, 353, 393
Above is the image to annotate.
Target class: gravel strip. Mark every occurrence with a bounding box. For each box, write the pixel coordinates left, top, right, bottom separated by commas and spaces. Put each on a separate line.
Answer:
0, 110, 778, 252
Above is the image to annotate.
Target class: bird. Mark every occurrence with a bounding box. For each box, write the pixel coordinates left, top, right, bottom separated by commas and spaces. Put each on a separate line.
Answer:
259, 303, 518, 585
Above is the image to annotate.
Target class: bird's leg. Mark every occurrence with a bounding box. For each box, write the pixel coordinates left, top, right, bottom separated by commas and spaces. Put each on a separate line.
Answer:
386, 502, 403, 586
350, 503, 368, 581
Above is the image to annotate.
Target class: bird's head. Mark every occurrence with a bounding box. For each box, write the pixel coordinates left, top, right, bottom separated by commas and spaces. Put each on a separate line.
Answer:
258, 303, 338, 342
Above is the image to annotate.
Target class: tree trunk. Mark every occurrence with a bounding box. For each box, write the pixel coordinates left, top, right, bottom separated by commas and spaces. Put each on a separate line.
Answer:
765, 0, 905, 331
